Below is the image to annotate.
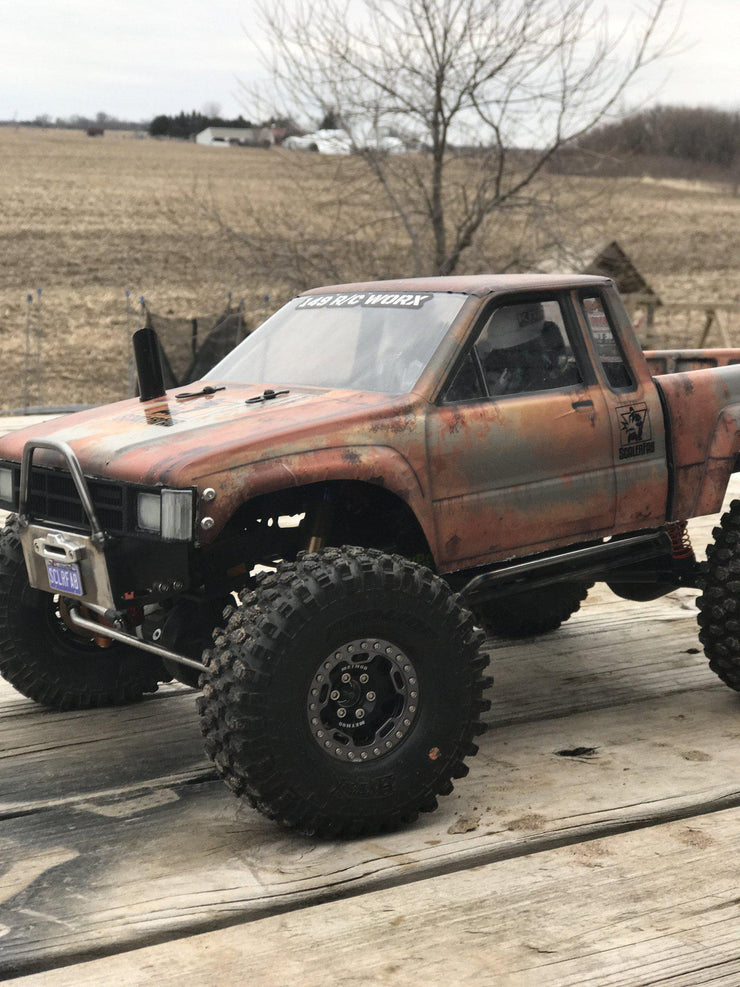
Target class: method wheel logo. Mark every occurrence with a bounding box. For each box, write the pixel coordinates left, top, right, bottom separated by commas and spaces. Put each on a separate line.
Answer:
617, 403, 655, 460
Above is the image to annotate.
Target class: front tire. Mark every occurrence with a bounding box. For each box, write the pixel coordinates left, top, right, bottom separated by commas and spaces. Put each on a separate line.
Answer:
198, 546, 491, 837
698, 501, 740, 691
0, 521, 162, 709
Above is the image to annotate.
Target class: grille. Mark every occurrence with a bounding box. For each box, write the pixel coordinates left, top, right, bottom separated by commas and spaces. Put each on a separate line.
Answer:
28, 467, 129, 535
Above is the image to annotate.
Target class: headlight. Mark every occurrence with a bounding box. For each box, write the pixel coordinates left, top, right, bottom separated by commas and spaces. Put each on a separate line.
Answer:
0, 467, 14, 506
137, 492, 161, 533
161, 489, 193, 540
137, 489, 193, 540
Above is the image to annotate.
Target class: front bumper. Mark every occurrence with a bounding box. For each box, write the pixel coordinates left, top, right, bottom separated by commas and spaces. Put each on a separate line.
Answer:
15, 437, 191, 611
22, 523, 117, 610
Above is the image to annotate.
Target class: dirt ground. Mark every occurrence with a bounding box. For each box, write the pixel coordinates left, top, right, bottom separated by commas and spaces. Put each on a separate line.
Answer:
1, 126, 738, 407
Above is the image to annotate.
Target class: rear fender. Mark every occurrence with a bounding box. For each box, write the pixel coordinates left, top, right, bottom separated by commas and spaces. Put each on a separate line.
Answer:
656, 368, 740, 519
693, 405, 740, 518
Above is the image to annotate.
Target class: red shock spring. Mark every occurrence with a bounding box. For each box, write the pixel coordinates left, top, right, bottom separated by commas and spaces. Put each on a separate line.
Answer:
666, 520, 694, 560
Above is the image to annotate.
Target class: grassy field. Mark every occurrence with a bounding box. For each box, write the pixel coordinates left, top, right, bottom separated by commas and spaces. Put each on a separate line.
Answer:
0, 125, 738, 408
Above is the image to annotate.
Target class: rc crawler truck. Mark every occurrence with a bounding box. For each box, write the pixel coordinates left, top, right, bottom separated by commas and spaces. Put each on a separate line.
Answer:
1, 274, 739, 837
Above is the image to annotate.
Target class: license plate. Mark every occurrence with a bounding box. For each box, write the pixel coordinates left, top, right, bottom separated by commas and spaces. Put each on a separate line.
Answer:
46, 560, 84, 596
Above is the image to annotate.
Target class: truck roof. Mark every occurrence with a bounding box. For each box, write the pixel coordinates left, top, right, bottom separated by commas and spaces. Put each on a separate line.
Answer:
302, 273, 612, 297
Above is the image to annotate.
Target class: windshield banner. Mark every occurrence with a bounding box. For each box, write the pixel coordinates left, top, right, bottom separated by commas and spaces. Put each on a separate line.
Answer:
296, 292, 433, 310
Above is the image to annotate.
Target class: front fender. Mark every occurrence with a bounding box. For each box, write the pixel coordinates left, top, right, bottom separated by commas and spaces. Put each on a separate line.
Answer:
193, 444, 436, 553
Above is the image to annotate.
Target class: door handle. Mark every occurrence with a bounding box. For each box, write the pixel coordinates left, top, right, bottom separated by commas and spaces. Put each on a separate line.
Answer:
572, 399, 594, 410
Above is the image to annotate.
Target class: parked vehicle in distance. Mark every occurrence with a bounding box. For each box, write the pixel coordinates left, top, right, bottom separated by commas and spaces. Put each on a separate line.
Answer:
1, 274, 739, 837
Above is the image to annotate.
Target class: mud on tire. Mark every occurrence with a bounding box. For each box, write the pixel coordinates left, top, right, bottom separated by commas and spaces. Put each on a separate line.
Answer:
0, 519, 162, 710
198, 546, 492, 837
697, 500, 740, 691
474, 582, 591, 638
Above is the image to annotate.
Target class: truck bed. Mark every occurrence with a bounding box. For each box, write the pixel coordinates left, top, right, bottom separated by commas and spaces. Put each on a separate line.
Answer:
645, 347, 740, 375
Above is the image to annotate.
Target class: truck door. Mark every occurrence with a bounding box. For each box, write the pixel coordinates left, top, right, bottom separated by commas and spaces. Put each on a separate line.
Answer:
575, 287, 668, 530
427, 293, 617, 568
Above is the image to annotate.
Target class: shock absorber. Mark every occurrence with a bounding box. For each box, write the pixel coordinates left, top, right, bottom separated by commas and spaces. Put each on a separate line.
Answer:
666, 520, 695, 561
307, 487, 332, 553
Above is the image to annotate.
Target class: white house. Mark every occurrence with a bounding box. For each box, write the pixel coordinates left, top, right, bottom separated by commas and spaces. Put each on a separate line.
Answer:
195, 127, 273, 147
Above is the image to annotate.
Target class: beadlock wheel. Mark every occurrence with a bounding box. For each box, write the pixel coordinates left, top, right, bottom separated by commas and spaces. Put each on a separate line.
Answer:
307, 638, 420, 761
199, 546, 492, 837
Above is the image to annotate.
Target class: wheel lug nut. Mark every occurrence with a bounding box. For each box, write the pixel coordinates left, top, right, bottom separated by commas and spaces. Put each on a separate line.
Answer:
337, 707, 347, 718
359, 673, 369, 684
330, 689, 340, 700
366, 691, 376, 701
355, 708, 365, 718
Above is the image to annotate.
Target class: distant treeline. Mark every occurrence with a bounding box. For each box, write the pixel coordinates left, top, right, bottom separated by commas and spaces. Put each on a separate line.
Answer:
5, 113, 145, 131
149, 112, 254, 139
555, 106, 740, 180
579, 106, 739, 168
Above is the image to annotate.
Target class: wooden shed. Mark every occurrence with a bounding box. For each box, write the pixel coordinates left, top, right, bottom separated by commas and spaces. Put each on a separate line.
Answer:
533, 239, 661, 308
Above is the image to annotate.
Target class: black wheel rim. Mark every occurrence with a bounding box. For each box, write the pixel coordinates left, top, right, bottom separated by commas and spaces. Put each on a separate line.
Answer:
306, 637, 420, 761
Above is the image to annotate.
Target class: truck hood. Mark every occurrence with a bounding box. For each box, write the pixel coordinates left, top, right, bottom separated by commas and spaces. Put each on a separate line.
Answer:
0, 383, 421, 487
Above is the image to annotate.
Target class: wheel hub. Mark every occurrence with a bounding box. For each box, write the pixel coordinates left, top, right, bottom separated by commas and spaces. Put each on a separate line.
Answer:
307, 638, 419, 761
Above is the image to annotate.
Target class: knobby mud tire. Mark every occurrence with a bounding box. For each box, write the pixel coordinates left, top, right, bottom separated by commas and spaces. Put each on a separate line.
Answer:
475, 582, 592, 638
697, 500, 740, 691
0, 519, 162, 709
198, 546, 492, 838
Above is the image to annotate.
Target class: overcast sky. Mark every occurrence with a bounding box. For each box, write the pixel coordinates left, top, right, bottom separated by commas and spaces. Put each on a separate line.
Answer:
2, 0, 738, 123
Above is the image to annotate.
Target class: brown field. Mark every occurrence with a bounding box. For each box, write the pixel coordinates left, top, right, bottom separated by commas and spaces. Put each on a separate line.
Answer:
0, 125, 738, 408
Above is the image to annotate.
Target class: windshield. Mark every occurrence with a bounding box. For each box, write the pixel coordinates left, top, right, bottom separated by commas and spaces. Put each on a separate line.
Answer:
210, 291, 466, 393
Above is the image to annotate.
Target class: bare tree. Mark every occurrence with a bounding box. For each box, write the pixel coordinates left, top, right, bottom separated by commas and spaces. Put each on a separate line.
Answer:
202, 101, 223, 120
245, 0, 674, 276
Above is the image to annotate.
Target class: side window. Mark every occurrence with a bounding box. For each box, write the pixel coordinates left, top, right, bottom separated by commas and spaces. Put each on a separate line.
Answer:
476, 299, 583, 396
445, 350, 486, 402
581, 295, 634, 390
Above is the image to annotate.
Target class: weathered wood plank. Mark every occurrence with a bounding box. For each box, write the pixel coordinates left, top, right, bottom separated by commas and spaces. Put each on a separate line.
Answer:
16, 805, 740, 987
2, 685, 739, 976
0, 684, 212, 815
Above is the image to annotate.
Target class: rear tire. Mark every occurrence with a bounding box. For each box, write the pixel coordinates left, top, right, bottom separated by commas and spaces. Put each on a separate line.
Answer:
474, 582, 591, 638
198, 546, 492, 837
697, 501, 740, 691
0, 520, 162, 709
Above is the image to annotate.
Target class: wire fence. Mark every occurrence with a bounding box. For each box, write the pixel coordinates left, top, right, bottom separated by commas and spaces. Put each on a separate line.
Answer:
7, 287, 740, 413
7, 288, 260, 413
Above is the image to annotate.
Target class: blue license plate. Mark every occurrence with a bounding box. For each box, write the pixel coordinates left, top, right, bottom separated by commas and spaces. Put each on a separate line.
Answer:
46, 560, 84, 596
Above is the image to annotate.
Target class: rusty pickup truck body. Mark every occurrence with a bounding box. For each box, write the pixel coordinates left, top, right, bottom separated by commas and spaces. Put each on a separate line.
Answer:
1, 273, 739, 837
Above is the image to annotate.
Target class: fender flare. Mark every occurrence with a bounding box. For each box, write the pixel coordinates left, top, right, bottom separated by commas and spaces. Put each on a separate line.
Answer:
194, 443, 438, 556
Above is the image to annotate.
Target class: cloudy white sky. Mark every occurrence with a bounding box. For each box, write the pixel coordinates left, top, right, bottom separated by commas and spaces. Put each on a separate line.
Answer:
2, 0, 738, 123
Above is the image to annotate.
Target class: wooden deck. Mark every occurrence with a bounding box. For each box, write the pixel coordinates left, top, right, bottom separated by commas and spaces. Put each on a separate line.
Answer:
1, 414, 739, 983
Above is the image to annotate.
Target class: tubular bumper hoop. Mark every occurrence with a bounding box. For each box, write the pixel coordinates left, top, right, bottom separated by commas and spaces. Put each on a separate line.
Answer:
19, 437, 105, 545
